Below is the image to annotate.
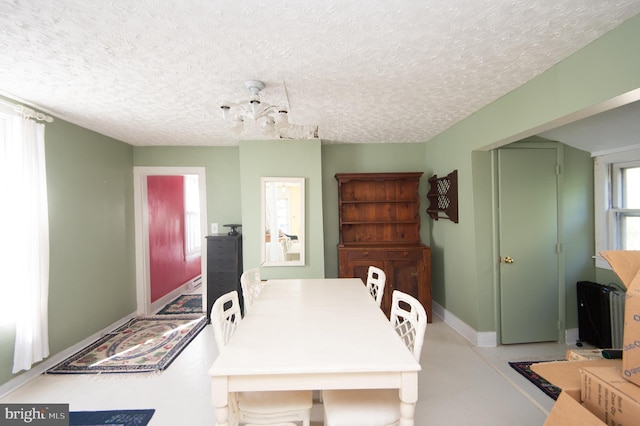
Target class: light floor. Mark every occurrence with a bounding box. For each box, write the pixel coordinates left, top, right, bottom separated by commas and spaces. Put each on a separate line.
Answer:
0, 306, 582, 425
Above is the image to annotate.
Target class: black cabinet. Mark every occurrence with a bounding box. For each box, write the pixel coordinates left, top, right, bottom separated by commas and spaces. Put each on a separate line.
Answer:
205, 234, 243, 320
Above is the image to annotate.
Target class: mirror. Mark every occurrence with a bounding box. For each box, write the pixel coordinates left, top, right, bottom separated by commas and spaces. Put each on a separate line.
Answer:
261, 177, 305, 266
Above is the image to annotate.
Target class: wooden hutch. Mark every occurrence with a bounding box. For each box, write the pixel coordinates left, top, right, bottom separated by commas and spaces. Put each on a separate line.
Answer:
336, 172, 432, 321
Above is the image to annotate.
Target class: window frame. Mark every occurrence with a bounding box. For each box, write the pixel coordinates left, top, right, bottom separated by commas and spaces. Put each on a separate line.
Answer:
594, 149, 640, 269
183, 174, 201, 260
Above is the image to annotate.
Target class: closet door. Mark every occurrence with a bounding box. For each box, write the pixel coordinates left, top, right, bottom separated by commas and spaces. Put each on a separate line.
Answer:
498, 146, 561, 344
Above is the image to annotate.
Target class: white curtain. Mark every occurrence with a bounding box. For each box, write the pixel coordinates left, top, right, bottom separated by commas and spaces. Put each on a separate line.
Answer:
0, 115, 50, 373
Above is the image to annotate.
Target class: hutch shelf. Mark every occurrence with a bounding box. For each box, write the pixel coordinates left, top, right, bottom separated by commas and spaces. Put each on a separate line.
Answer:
336, 172, 432, 321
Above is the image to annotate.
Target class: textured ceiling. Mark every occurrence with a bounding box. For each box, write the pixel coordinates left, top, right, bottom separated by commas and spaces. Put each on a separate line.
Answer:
1, 1, 640, 147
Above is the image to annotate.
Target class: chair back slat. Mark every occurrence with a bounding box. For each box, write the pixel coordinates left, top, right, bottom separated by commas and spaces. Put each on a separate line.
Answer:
366, 266, 386, 307
390, 290, 428, 360
240, 268, 262, 314
211, 290, 241, 350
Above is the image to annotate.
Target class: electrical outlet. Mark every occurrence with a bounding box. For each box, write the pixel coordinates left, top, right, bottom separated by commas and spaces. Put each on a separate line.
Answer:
210, 223, 218, 234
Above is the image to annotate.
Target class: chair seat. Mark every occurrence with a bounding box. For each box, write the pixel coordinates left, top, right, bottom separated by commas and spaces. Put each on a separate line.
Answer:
238, 390, 313, 415
322, 389, 400, 426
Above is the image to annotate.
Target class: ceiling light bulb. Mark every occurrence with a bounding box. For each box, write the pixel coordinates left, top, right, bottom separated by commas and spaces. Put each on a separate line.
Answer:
220, 105, 230, 120
265, 118, 278, 138
233, 118, 244, 135
276, 110, 289, 128
250, 100, 261, 118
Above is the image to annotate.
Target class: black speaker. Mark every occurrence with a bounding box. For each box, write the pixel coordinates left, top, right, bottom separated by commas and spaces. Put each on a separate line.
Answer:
577, 281, 613, 348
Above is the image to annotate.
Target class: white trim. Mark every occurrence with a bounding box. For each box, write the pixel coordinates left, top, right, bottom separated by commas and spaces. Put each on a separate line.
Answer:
591, 143, 640, 158
133, 167, 208, 315
432, 301, 498, 347
260, 177, 305, 267
150, 276, 200, 314
565, 327, 580, 345
0, 312, 136, 399
434, 301, 578, 348
594, 148, 640, 266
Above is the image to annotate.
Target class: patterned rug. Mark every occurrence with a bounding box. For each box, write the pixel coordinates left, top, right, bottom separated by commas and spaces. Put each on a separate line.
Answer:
156, 294, 203, 315
509, 360, 562, 400
70, 409, 155, 425
47, 315, 206, 374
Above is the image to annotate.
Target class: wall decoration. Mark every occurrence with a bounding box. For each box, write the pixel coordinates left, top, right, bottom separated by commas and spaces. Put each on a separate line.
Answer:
427, 170, 459, 223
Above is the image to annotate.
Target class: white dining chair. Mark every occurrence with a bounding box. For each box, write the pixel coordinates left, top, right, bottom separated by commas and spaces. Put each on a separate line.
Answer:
240, 268, 263, 314
366, 266, 386, 307
211, 291, 313, 426
244, 424, 298, 426
321, 290, 428, 426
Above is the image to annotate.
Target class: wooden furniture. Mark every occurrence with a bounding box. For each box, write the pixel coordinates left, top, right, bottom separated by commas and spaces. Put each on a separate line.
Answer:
336, 172, 432, 321
427, 170, 458, 223
208, 278, 421, 426
205, 233, 243, 320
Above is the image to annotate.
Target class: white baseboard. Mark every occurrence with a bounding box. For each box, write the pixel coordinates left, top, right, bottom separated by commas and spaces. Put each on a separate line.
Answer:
565, 327, 579, 345
432, 301, 498, 347
187, 275, 202, 292
150, 275, 201, 314
434, 301, 579, 348
0, 312, 137, 399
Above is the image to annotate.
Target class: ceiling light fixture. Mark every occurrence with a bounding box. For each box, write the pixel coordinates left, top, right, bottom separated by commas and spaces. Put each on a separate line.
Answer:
219, 80, 318, 140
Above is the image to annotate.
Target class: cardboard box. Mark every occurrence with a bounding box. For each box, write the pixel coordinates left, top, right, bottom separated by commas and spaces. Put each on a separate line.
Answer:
600, 250, 640, 386
581, 365, 640, 425
531, 360, 622, 391
544, 390, 604, 426
567, 349, 605, 361
530, 360, 622, 426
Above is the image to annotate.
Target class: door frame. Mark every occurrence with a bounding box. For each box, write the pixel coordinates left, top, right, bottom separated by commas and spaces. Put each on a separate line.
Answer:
492, 141, 566, 344
133, 166, 208, 315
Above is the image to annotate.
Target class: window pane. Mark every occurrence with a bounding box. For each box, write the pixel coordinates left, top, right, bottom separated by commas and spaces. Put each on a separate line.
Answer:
622, 166, 640, 208
621, 215, 640, 250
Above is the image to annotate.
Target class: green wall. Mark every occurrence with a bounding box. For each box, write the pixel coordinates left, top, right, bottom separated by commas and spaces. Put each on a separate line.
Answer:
424, 13, 640, 334
239, 139, 325, 279
133, 142, 429, 281
321, 143, 429, 277
133, 146, 242, 228
0, 117, 135, 385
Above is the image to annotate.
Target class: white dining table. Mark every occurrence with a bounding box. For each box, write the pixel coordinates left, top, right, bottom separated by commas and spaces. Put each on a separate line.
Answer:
208, 278, 421, 426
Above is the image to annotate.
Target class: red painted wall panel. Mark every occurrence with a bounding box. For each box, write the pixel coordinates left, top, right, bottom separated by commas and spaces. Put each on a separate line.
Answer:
147, 175, 201, 302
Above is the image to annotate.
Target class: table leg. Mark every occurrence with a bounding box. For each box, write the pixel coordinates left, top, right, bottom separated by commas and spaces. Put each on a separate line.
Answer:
399, 372, 418, 426
211, 376, 230, 426
399, 401, 416, 426
214, 406, 230, 426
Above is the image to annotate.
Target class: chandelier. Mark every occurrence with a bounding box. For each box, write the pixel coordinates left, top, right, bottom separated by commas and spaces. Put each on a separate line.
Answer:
219, 80, 318, 139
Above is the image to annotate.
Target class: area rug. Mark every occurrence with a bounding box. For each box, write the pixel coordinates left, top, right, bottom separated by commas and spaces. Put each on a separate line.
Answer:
70, 409, 155, 426
156, 293, 202, 315
47, 315, 207, 374
509, 360, 562, 400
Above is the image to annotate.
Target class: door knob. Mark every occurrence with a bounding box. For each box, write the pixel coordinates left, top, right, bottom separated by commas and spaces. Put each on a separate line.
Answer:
504, 256, 514, 264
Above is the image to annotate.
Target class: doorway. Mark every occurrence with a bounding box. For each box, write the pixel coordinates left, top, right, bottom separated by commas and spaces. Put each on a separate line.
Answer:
496, 143, 564, 344
133, 166, 208, 315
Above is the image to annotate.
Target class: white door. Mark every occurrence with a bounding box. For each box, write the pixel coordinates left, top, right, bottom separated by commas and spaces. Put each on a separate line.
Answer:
498, 145, 561, 344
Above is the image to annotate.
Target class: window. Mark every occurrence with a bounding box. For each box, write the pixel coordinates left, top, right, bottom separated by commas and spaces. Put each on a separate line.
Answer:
595, 149, 640, 268
184, 174, 201, 259
0, 104, 51, 372
611, 162, 640, 249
